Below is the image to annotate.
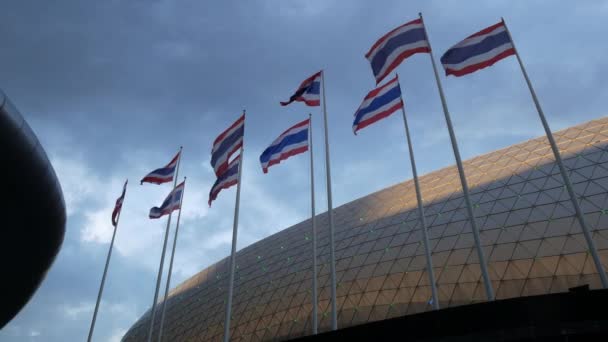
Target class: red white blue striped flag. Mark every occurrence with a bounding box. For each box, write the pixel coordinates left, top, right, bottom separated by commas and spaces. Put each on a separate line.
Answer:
440, 21, 515, 77
111, 180, 128, 226
259, 119, 309, 173
353, 75, 403, 134
366, 18, 430, 85
208, 155, 240, 206
149, 181, 185, 219
211, 114, 244, 177
280, 72, 322, 107
140, 150, 180, 185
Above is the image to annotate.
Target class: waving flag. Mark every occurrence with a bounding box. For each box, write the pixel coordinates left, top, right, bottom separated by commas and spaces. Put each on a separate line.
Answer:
111, 180, 128, 226
209, 156, 240, 206
141, 150, 180, 185
441, 21, 515, 77
149, 181, 185, 219
280, 71, 322, 107
366, 18, 430, 84
211, 114, 244, 177
353, 75, 403, 134
260, 119, 309, 173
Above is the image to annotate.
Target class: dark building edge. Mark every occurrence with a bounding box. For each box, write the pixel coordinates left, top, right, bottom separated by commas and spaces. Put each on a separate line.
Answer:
290, 288, 608, 341
0, 89, 67, 328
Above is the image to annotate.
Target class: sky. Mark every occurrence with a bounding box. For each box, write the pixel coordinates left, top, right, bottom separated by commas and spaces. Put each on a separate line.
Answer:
1, 0, 607, 341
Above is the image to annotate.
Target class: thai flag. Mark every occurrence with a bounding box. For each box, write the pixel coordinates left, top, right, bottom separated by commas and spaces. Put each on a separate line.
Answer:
140, 150, 180, 185
353, 75, 403, 134
280, 71, 322, 107
211, 114, 244, 177
208, 155, 240, 206
149, 181, 185, 219
111, 180, 128, 226
366, 18, 430, 85
259, 118, 309, 173
441, 21, 515, 77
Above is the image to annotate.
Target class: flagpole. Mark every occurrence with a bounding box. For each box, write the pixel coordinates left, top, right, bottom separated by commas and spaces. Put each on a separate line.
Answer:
419, 13, 495, 301
308, 113, 319, 334
87, 181, 127, 342
395, 78, 440, 310
320, 70, 338, 330
223, 113, 245, 342
157, 177, 187, 342
147, 147, 183, 342
502, 18, 608, 288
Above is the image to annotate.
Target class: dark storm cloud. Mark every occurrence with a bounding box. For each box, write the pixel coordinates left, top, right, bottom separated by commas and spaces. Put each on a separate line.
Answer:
0, 0, 368, 170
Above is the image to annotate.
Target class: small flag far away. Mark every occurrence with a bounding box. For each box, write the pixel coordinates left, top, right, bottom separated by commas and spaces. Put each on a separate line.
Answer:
211, 114, 244, 177
149, 181, 185, 219
366, 18, 429, 85
111, 180, 128, 226
440, 21, 515, 77
260, 118, 309, 173
280, 71, 322, 107
209, 155, 240, 206
141, 150, 180, 185
353, 75, 403, 135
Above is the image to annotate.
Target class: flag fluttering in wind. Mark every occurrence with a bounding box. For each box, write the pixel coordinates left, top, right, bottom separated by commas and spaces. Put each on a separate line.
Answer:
440, 21, 515, 77
210, 113, 246, 342
149, 181, 185, 219
280, 71, 322, 107
260, 118, 310, 173
90, 179, 129, 341
111, 180, 128, 226
366, 18, 430, 84
140, 150, 181, 185
208, 155, 240, 206
211, 115, 245, 177
352, 75, 403, 134
439, 17, 608, 288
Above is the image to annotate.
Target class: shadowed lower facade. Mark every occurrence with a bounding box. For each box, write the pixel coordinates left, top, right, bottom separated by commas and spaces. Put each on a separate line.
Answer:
123, 117, 608, 341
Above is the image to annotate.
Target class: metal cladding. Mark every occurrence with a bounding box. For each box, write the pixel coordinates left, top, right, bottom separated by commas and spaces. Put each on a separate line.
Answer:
0, 89, 67, 328
124, 117, 608, 341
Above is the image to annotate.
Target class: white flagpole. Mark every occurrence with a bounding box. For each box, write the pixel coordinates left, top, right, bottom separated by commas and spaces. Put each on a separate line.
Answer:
502, 18, 608, 288
87, 180, 127, 342
320, 70, 338, 330
396, 78, 440, 310
223, 113, 245, 342
147, 147, 183, 342
309, 113, 319, 334
419, 13, 495, 301
157, 177, 187, 342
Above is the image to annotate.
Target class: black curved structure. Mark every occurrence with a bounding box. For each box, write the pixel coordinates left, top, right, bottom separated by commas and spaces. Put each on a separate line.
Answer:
0, 89, 66, 328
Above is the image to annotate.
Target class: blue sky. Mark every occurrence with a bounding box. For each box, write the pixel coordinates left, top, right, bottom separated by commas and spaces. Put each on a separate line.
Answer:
1, 0, 607, 341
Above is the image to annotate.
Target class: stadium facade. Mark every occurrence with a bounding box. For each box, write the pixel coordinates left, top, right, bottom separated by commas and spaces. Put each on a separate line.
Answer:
123, 117, 608, 341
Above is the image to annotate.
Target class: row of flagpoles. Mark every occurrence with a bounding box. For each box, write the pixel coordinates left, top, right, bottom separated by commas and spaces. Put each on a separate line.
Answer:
86, 148, 187, 342
86, 13, 608, 342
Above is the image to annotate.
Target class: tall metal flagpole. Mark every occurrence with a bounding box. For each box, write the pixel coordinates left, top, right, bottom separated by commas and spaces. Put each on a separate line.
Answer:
396, 76, 440, 310
147, 147, 183, 342
87, 181, 127, 342
419, 13, 495, 301
223, 113, 245, 342
157, 177, 187, 342
502, 18, 608, 288
309, 113, 319, 334
320, 70, 338, 330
